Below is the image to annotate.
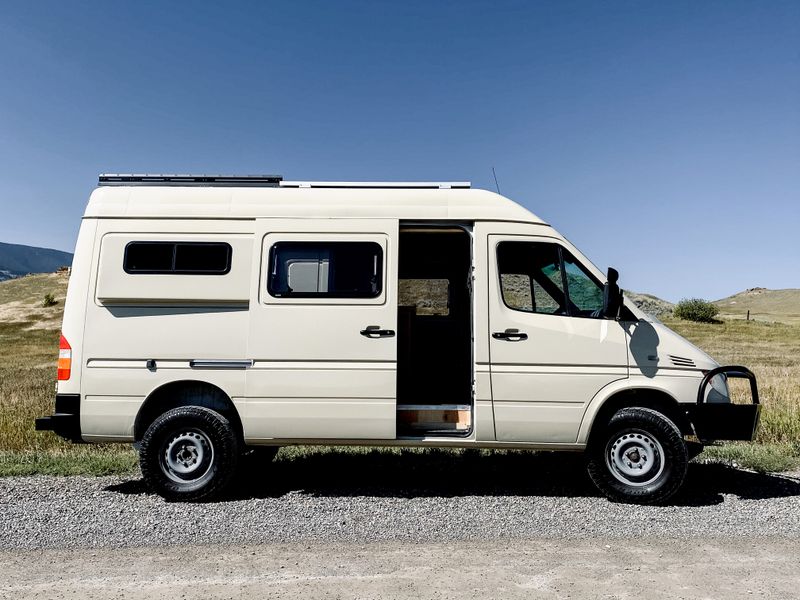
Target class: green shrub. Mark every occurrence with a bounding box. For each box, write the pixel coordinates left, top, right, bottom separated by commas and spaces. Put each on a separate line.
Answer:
41, 293, 57, 307
673, 298, 719, 323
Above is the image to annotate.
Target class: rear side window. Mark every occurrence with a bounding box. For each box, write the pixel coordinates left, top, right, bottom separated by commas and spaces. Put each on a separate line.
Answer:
124, 242, 232, 275
268, 241, 383, 298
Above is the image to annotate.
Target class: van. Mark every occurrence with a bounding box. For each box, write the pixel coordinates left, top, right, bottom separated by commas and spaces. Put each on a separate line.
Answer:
37, 174, 760, 503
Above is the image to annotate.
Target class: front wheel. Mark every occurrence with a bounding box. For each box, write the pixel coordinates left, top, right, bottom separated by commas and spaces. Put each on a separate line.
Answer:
587, 407, 688, 505
139, 406, 240, 501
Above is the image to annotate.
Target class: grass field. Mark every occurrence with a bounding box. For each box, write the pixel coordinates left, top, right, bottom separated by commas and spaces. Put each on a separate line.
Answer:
715, 288, 800, 325
0, 274, 798, 476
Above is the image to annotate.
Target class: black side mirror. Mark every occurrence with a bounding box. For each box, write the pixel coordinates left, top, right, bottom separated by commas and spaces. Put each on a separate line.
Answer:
602, 267, 622, 319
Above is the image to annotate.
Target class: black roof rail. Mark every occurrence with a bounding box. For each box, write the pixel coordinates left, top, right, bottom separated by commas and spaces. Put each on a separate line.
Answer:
98, 174, 283, 187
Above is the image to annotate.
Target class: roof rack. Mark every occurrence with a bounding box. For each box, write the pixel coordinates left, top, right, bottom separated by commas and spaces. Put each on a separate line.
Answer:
98, 174, 283, 187
97, 175, 470, 190
280, 181, 470, 189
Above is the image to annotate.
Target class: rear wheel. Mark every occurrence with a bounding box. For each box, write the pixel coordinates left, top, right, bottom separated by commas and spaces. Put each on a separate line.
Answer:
140, 406, 240, 501
587, 407, 688, 504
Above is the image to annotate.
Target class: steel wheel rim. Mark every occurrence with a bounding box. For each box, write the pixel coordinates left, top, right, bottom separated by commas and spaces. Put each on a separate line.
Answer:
161, 429, 214, 484
605, 429, 665, 487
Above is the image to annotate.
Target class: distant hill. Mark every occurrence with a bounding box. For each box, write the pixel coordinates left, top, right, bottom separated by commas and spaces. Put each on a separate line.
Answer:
715, 288, 800, 324
0, 272, 69, 330
626, 287, 800, 324
624, 290, 675, 318
0, 242, 73, 282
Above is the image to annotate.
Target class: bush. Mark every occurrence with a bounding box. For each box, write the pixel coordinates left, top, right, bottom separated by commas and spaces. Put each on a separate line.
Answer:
673, 298, 719, 323
41, 293, 57, 307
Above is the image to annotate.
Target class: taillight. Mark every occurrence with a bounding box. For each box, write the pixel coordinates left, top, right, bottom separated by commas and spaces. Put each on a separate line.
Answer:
57, 334, 72, 381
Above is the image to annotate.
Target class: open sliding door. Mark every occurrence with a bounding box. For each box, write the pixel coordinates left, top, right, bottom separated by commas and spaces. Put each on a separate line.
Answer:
245, 218, 399, 441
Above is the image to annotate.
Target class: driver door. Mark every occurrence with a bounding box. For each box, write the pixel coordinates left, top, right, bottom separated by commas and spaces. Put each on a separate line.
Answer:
486, 234, 629, 443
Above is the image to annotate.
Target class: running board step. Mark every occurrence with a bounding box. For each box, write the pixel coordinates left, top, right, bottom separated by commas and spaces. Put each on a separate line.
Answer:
397, 405, 471, 431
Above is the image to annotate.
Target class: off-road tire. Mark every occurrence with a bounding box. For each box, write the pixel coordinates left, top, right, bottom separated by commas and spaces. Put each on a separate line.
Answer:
140, 406, 239, 502
587, 407, 688, 505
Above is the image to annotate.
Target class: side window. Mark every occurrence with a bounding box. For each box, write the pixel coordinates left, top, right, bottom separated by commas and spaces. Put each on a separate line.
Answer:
498, 242, 567, 315
124, 242, 231, 274
268, 241, 383, 298
497, 241, 604, 317
562, 253, 604, 314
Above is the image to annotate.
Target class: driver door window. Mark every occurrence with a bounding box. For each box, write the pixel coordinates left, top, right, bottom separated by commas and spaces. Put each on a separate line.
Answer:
497, 241, 603, 318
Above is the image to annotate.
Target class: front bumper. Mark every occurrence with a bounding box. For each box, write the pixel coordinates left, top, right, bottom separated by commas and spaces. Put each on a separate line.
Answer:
686, 366, 761, 442
35, 394, 84, 443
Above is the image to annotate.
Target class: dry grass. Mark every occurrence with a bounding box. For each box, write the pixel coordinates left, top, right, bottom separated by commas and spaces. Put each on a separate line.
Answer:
664, 318, 800, 445
0, 272, 69, 329
0, 317, 136, 473
664, 317, 800, 471
0, 274, 798, 475
0, 274, 135, 474
714, 288, 800, 325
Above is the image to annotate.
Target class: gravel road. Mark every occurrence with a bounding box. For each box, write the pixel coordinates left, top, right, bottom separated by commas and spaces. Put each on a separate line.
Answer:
2, 453, 800, 549
2, 454, 799, 599
2, 539, 799, 600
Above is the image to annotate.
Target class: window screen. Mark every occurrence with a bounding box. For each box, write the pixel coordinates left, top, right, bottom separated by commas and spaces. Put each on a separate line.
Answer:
268, 241, 383, 298
497, 241, 603, 317
124, 242, 232, 275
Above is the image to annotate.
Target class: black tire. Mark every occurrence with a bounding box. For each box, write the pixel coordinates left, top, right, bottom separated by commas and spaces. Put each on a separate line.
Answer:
587, 407, 688, 505
139, 406, 240, 501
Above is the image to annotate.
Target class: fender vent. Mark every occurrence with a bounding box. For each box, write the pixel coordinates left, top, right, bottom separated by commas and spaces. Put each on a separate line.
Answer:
669, 355, 696, 368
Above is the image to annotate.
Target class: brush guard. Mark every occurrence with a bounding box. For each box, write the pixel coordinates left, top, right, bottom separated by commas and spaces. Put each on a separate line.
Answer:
687, 366, 761, 442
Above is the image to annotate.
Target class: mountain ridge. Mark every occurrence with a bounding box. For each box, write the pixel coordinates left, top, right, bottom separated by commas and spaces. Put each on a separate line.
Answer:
0, 241, 73, 282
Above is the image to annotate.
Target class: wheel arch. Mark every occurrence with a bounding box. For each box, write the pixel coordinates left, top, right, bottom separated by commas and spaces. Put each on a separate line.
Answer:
578, 383, 690, 447
134, 379, 244, 442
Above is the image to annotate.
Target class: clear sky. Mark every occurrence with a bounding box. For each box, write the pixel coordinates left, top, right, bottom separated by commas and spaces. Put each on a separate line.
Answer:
1, 1, 798, 301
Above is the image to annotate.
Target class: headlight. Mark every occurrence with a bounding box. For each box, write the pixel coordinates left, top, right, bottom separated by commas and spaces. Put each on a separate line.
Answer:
706, 373, 730, 403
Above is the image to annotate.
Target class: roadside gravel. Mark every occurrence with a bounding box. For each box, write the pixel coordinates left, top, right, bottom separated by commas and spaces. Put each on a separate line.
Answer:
2, 459, 799, 550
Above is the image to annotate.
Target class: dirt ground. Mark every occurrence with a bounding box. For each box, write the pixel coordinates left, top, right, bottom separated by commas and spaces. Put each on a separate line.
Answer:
1, 538, 798, 600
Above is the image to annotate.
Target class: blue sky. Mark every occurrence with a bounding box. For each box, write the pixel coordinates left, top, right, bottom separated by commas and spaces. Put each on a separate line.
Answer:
1, 1, 798, 301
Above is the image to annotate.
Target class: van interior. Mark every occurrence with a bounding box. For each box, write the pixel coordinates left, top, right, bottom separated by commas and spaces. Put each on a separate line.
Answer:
396, 225, 473, 436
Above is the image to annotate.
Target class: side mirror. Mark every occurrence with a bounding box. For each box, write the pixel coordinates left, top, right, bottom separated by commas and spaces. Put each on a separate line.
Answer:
602, 267, 622, 319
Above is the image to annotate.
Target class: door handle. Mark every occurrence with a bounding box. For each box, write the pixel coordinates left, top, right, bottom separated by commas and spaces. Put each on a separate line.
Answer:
360, 325, 396, 338
492, 328, 528, 341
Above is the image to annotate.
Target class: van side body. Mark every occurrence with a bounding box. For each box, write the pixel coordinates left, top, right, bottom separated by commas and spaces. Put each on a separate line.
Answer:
37, 177, 760, 502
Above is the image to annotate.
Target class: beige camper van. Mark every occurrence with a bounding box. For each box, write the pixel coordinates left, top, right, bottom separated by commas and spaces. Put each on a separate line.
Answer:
37, 174, 760, 503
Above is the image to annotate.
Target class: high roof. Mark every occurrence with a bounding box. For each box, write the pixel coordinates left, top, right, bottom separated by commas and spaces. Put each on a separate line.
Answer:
85, 182, 545, 224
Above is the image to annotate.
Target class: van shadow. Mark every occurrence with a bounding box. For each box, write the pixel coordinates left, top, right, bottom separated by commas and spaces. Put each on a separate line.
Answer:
105, 449, 800, 507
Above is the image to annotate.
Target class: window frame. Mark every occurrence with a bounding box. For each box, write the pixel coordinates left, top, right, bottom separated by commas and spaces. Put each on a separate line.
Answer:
496, 240, 606, 319
123, 241, 232, 275
266, 240, 384, 300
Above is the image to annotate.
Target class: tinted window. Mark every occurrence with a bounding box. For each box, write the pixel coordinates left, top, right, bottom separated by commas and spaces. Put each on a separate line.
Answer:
124, 242, 231, 274
268, 241, 383, 298
563, 255, 604, 314
497, 241, 603, 317
124, 242, 174, 272
498, 242, 567, 314
175, 243, 231, 273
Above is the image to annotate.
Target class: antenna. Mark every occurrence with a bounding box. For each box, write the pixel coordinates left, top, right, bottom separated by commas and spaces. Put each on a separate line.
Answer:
491, 167, 501, 194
